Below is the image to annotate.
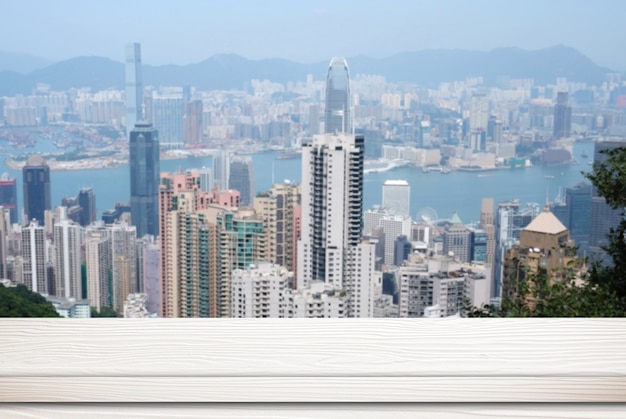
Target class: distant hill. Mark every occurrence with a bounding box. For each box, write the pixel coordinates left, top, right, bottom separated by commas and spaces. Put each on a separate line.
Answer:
0, 45, 614, 95
0, 51, 52, 74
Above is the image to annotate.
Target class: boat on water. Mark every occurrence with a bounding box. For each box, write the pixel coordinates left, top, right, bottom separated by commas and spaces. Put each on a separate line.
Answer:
544, 175, 555, 179
276, 150, 301, 160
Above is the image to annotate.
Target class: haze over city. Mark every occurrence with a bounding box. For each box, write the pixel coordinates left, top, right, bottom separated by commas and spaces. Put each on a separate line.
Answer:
1, 0, 626, 70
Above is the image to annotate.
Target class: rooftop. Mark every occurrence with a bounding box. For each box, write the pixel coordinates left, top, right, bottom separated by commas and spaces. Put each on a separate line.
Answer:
523, 205, 567, 235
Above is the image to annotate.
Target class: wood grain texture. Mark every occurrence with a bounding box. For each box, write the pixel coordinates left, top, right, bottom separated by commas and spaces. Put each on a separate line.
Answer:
1, 404, 626, 418
1, 319, 625, 402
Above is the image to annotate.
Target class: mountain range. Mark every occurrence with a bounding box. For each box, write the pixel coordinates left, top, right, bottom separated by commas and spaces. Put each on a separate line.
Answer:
0, 45, 615, 96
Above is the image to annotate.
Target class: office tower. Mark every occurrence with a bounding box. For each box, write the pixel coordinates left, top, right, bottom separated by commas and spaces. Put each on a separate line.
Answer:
553, 92, 572, 139
22, 154, 51, 225
469, 93, 489, 132
308, 104, 320, 135
0, 173, 18, 224
297, 133, 375, 317
228, 156, 256, 206
502, 205, 577, 301
129, 122, 160, 238
197, 167, 213, 193
183, 100, 203, 146
471, 229, 488, 263
393, 235, 411, 266
589, 139, 626, 264
493, 201, 539, 298
254, 182, 301, 272
212, 150, 230, 191
382, 179, 410, 217
442, 212, 472, 263
564, 182, 592, 257
125, 42, 143, 136
152, 96, 185, 146
324, 57, 352, 134
380, 214, 412, 266
469, 131, 486, 152
22, 220, 47, 293
0, 207, 10, 278
53, 218, 82, 299
77, 187, 96, 227
85, 228, 112, 312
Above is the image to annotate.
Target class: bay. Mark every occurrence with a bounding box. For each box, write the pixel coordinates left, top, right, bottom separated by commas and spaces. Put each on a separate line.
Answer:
0, 141, 594, 224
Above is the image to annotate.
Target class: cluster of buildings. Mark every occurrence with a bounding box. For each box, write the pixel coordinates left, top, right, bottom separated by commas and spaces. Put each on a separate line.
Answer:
0, 43, 624, 318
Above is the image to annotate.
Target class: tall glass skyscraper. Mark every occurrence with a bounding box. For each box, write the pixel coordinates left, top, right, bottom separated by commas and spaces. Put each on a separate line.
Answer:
0, 173, 18, 224
125, 43, 143, 137
130, 122, 160, 238
22, 154, 51, 225
324, 57, 352, 134
228, 156, 256, 207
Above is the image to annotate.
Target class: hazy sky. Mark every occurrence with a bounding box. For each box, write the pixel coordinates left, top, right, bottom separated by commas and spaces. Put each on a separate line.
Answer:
2, 0, 625, 69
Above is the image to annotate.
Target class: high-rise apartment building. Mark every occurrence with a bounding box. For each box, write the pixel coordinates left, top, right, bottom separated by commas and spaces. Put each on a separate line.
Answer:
125, 42, 143, 136
553, 92, 572, 139
254, 182, 301, 272
382, 179, 410, 217
129, 122, 160, 238
324, 57, 352, 134
228, 156, 256, 206
109, 223, 138, 310
0, 173, 18, 224
22, 154, 51, 225
217, 208, 266, 318
22, 220, 47, 294
85, 227, 112, 312
297, 133, 374, 317
469, 93, 489, 133
0, 207, 9, 279
77, 187, 96, 227
502, 206, 577, 302
53, 218, 82, 299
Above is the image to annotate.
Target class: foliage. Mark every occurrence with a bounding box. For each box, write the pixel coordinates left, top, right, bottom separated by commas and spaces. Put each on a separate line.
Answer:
0, 283, 60, 317
90, 306, 118, 317
464, 146, 626, 317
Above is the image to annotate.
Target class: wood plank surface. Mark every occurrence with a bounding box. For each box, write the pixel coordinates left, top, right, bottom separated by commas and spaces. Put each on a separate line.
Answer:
1, 404, 625, 418
1, 319, 625, 402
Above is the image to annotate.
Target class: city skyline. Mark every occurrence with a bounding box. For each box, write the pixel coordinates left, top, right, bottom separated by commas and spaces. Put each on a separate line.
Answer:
1, 0, 626, 70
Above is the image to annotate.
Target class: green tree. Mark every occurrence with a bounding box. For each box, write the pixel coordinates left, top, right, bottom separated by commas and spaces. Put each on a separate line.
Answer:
0, 283, 60, 317
584, 146, 626, 307
90, 306, 119, 317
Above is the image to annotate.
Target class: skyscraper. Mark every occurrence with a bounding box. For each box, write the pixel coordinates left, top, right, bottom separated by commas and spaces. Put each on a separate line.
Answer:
0, 173, 18, 224
22, 220, 47, 293
125, 42, 143, 137
152, 95, 185, 146
589, 138, 626, 264
382, 179, 410, 217
22, 154, 51, 225
228, 156, 256, 206
553, 92, 572, 139
183, 99, 203, 146
212, 150, 230, 191
469, 93, 489, 133
53, 217, 82, 299
324, 57, 352, 134
77, 187, 96, 227
129, 122, 160, 238
297, 133, 375, 317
